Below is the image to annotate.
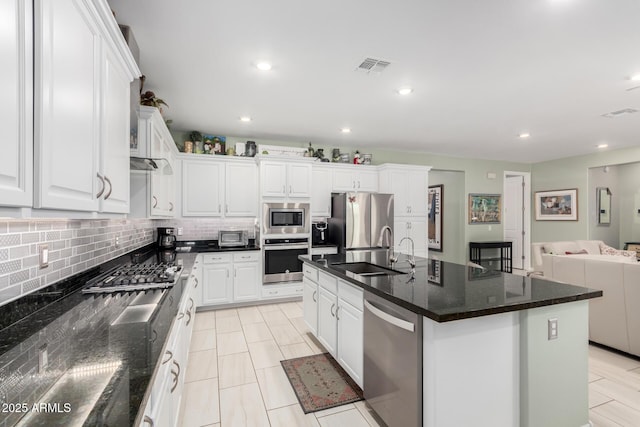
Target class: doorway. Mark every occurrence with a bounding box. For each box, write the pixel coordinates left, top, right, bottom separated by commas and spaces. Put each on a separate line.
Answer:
503, 172, 531, 270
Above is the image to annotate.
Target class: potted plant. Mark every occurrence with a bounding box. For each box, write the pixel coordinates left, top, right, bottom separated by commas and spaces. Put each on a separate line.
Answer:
190, 131, 203, 153
139, 75, 168, 111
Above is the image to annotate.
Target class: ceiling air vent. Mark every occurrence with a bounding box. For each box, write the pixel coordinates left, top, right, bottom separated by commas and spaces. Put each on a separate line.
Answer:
602, 108, 638, 118
356, 57, 391, 74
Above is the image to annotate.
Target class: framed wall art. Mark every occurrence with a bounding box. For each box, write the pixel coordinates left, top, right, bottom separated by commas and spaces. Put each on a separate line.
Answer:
534, 189, 578, 221
428, 185, 443, 251
468, 193, 501, 224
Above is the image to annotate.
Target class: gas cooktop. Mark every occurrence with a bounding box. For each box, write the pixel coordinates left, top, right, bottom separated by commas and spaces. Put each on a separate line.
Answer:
82, 262, 182, 294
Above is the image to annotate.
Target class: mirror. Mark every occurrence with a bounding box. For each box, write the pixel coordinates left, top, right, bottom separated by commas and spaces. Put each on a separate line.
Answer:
597, 187, 611, 224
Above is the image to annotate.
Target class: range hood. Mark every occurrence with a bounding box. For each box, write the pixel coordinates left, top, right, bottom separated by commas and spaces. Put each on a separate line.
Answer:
130, 157, 173, 175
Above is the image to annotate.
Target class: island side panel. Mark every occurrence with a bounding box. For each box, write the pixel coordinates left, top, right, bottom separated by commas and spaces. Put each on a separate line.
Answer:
423, 312, 519, 427
519, 300, 590, 427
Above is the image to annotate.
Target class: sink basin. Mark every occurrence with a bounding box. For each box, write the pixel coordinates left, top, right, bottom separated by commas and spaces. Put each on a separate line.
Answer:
330, 262, 404, 276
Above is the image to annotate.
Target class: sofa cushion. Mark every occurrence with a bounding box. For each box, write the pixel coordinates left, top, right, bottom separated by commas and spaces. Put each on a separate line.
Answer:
599, 242, 637, 258
576, 240, 602, 255
544, 241, 579, 255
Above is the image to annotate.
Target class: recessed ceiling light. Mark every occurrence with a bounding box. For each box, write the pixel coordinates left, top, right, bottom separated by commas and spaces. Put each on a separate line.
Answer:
597, 143, 609, 149
630, 74, 640, 81
518, 132, 531, 139
239, 116, 252, 122
340, 128, 351, 134
397, 87, 413, 95
256, 62, 272, 71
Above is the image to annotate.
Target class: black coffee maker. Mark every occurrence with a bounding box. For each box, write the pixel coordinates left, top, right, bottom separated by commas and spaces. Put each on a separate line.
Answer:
157, 227, 177, 249
312, 222, 328, 245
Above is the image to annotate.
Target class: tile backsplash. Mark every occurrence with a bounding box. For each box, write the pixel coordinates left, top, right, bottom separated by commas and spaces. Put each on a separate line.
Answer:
155, 218, 259, 241
0, 219, 154, 307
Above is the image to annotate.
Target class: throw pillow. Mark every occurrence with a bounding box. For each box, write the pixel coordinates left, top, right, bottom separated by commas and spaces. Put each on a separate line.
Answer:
598, 242, 635, 257
565, 249, 588, 255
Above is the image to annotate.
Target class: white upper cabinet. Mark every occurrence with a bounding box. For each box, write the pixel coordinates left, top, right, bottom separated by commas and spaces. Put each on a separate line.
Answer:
311, 165, 332, 217
34, 0, 139, 213
379, 165, 430, 216
331, 165, 378, 193
260, 160, 311, 199
0, 0, 33, 207
182, 159, 224, 217
182, 158, 258, 218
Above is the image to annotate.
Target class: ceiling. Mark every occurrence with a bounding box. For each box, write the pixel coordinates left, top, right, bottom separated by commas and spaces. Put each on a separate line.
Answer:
108, 0, 640, 164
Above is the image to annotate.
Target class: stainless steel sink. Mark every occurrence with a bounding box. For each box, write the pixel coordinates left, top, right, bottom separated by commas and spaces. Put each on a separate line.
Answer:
330, 262, 404, 276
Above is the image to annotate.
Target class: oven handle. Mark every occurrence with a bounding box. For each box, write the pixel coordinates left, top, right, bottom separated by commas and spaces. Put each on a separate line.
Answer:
264, 244, 309, 250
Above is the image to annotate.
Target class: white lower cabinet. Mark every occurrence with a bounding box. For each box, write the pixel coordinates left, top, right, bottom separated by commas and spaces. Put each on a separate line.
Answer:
306, 266, 363, 388
200, 251, 261, 307
140, 271, 196, 427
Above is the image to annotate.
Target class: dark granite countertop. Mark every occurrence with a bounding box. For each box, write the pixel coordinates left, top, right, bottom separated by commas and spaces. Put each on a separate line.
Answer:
301, 252, 602, 322
0, 245, 197, 427
175, 239, 259, 253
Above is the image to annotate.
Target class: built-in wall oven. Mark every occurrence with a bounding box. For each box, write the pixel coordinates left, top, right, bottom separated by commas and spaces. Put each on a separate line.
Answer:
263, 203, 310, 235
263, 238, 309, 284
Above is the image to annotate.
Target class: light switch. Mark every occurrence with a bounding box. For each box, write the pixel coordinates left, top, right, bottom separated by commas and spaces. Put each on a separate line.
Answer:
39, 244, 49, 269
548, 318, 558, 340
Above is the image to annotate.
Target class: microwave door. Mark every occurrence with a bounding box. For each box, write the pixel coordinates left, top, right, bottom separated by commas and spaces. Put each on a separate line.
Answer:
346, 193, 371, 249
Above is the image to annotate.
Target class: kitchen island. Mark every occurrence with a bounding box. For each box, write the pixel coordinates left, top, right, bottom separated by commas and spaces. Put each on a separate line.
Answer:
301, 251, 602, 427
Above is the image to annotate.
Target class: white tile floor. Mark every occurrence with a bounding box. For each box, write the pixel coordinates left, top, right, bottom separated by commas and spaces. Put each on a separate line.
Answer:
179, 301, 640, 427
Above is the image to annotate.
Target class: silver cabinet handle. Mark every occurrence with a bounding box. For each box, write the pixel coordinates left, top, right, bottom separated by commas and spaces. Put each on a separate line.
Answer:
150, 329, 158, 343
177, 312, 184, 320
103, 176, 112, 199
171, 360, 180, 392
336, 305, 340, 320
312, 290, 317, 302
364, 300, 415, 332
218, 204, 221, 213
169, 202, 174, 211
352, 181, 356, 189
225, 204, 228, 213
152, 196, 158, 208
358, 180, 361, 189
241, 255, 250, 259
162, 350, 173, 364
193, 276, 198, 288
96, 173, 105, 198
330, 303, 336, 317
143, 415, 154, 427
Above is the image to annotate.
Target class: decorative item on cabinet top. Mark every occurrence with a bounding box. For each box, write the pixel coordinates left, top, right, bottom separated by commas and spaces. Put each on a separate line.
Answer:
139, 75, 168, 111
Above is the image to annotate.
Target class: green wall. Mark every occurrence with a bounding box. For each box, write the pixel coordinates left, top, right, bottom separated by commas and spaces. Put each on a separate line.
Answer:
532, 146, 640, 242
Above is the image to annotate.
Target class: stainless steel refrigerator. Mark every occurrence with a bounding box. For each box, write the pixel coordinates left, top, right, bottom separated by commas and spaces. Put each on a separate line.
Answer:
328, 192, 394, 252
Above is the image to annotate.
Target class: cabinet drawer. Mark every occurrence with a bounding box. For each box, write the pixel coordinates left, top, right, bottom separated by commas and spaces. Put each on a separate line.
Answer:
318, 270, 338, 294
202, 253, 233, 264
338, 279, 363, 311
262, 285, 304, 299
303, 264, 318, 283
233, 251, 260, 263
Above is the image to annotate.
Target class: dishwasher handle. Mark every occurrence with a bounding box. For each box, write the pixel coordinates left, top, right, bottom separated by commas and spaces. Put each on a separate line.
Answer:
365, 300, 415, 332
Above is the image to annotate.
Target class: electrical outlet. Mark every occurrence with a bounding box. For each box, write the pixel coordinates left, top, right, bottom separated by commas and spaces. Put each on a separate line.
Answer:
177, 227, 183, 236
548, 318, 558, 340
39, 244, 49, 269
488, 225, 492, 231
115, 236, 120, 248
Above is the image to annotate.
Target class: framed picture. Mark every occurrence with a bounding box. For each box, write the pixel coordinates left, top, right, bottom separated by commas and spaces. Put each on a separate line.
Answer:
428, 185, 443, 252
534, 189, 578, 221
428, 259, 443, 285
468, 194, 501, 224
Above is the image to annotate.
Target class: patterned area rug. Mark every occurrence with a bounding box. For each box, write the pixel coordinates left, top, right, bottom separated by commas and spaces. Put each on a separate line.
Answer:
280, 352, 363, 413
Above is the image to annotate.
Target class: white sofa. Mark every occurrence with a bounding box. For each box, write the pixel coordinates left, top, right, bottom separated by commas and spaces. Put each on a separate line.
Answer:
531, 240, 640, 356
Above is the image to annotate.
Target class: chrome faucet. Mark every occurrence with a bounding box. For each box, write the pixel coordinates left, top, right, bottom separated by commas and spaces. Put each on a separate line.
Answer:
377, 226, 396, 265
398, 237, 416, 272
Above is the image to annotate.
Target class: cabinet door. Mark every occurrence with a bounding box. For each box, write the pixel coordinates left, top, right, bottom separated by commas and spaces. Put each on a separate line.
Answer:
150, 122, 175, 216
407, 170, 428, 216
332, 169, 355, 192
407, 218, 428, 258
233, 262, 260, 302
202, 265, 232, 305
317, 287, 337, 356
100, 42, 131, 213
303, 278, 318, 335
356, 169, 378, 192
261, 162, 287, 198
0, 0, 32, 207
383, 170, 409, 214
182, 160, 223, 216
337, 299, 363, 388
287, 163, 312, 198
226, 162, 258, 216
35, 0, 101, 211
311, 166, 332, 217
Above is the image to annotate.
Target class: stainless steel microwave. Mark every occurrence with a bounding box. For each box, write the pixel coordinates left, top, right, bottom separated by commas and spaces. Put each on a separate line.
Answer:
263, 202, 310, 235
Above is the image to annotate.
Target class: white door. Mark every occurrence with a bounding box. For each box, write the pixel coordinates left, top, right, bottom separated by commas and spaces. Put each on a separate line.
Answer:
303, 278, 318, 335
331, 169, 356, 192
317, 287, 337, 356
0, 0, 32, 207
182, 160, 223, 216
261, 162, 287, 198
35, 0, 101, 211
504, 175, 524, 270
202, 265, 232, 305
287, 163, 312, 198
357, 169, 379, 192
337, 299, 363, 388
233, 263, 260, 302
226, 162, 258, 216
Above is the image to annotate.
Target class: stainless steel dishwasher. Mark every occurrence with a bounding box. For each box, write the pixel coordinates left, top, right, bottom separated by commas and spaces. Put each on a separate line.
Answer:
364, 291, 422, 427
